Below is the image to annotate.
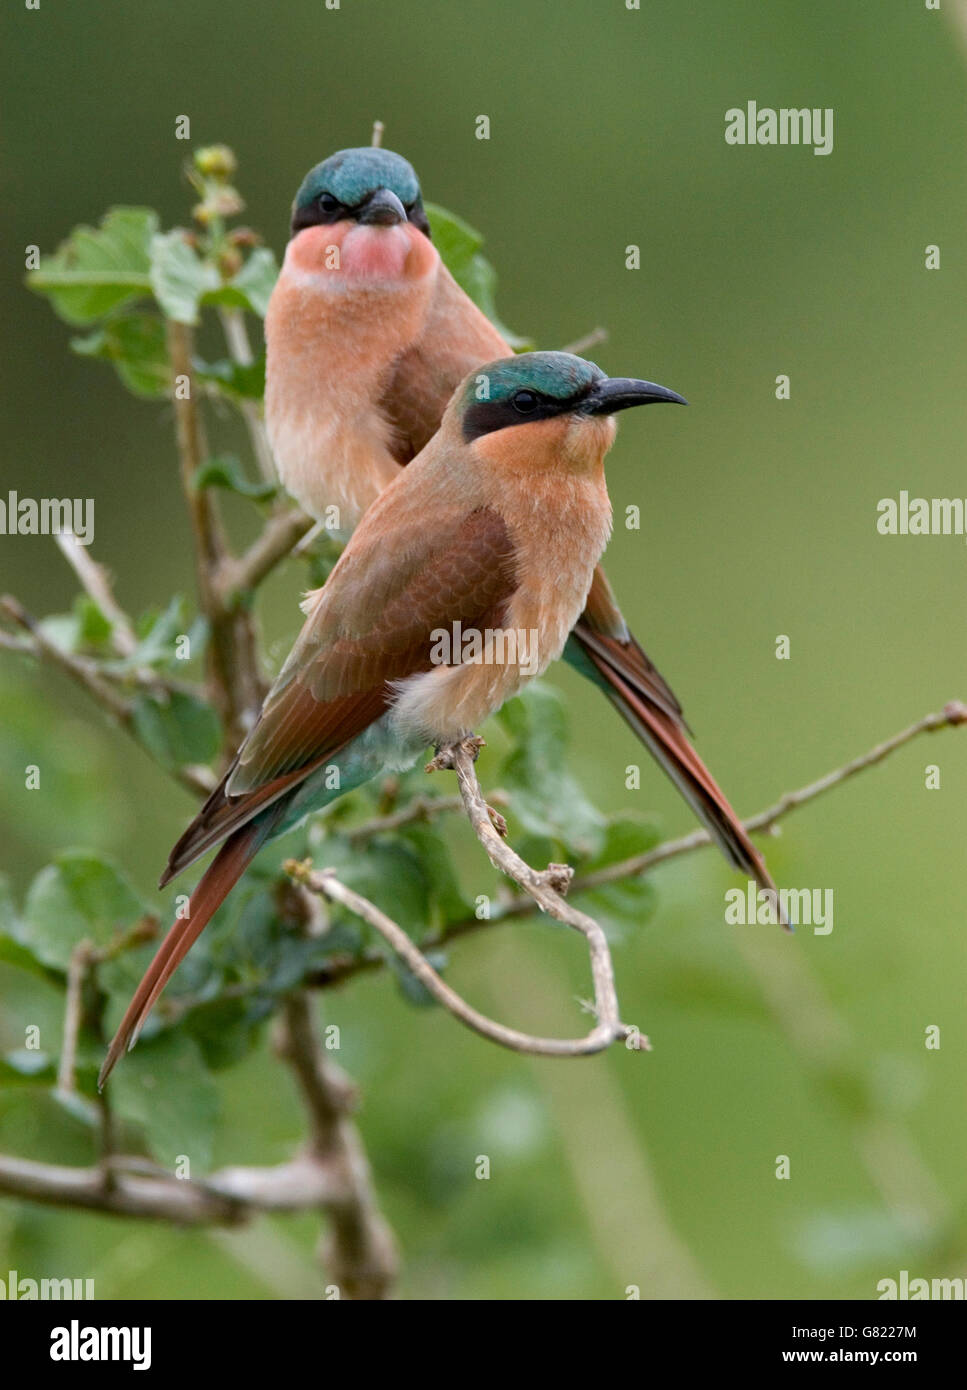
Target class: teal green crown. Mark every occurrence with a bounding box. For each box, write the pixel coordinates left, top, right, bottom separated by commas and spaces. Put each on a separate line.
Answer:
467, 352, 605, 405
294, 148, 422, 213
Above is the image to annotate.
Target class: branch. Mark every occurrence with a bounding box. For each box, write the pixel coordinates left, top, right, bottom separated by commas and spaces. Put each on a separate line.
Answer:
0, 595, 214, 798
217, 306, 277, 484
289, 736, 646, 1058
562, 699, 967, 897
346, 788, 508, 845
275, 990, 398, 1298
218, 506, 314, 600
296, 700, 967, 992
168, 319, 264, 750
0, 1150, 343, 1225
53, 532, 138, 656
560, 326, 608, 356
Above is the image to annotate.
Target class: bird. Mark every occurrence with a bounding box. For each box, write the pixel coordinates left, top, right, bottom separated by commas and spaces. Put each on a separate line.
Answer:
100, 352, 689, 1086
264, 146, 777, 898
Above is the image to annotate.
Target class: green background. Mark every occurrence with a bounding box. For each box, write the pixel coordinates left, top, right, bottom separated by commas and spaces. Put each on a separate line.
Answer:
1, 0, 966, 1299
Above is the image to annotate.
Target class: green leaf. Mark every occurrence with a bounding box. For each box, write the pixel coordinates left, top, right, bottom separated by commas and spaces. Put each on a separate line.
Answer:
0, 1050, 56, 1086
575, 816, 661, 930
425, 203, 532, 349
193, 356, 266, 401
122, 596, 186, 668
497, 683, 606, 858
193, 454, 277, 501
388, 949, 448, 1008
72, 594, 113, 648
321, 837, 432, 936
109, 1031, 218, 1169
71, 312, 170, 398
399, 823, 472, 928
131, 689, 221, 768
0, 931, 53, 980
149, 229, 220, 324
26, 207, 157, 325
22, 852, 150, 971
202, 247, 279, 317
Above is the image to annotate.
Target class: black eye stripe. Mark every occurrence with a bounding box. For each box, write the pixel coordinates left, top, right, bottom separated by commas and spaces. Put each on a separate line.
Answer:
462, 388, 591, 442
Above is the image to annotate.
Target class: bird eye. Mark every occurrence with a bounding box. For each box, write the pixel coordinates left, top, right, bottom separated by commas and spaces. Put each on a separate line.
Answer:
317, 192, 342, 215
512, 390, 539, 413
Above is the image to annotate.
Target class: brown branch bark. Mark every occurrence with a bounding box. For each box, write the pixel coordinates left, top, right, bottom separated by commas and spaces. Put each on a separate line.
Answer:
275, 992, 398, 1299
295, 699, 967, 992
0, 595, 214, 797
289, 736, 646, 1059
167, 319, 264, 751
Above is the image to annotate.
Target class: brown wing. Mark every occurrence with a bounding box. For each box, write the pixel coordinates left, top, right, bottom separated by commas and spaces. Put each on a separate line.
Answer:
162, 505, 517, 883
378, 262, 510, 461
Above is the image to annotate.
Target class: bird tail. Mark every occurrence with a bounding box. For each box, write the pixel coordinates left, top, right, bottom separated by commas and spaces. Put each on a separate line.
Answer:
98, 819, 267, 1088
570, 620, 783, 914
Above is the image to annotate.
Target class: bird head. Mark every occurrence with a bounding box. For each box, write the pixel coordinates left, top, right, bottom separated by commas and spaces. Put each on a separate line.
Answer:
290, 148, 430, 236
286, 147, 433, 282
450, 352, 687, 476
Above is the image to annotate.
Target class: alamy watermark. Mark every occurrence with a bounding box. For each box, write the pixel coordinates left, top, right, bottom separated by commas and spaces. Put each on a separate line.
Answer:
725, 101, 834, 156
725, 881, 834, 934
876, 491, 967, 541
429, 622, 540, 676
0, 1269, 94, 1299
0, 491, 94, 545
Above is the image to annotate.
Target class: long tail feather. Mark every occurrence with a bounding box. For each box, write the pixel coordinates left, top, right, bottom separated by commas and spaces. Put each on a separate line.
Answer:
572, 624, 782, 908
98, 820, 267, 1088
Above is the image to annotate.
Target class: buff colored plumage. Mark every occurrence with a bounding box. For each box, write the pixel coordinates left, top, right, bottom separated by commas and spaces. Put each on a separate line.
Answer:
99, 353, 682, 1085
263, 148, 778, 898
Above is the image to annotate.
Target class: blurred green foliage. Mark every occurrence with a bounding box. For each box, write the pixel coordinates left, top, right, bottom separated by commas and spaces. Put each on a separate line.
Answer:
1, 0, 966, 1301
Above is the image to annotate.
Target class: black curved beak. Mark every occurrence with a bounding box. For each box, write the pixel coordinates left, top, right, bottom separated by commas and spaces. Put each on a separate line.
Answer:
358, 188, 408, 227
583, 377, 688, 414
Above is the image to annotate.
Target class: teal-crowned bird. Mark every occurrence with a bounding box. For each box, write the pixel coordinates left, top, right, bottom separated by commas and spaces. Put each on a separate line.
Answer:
101, 353, 696, 1084
263, 146, 777, 896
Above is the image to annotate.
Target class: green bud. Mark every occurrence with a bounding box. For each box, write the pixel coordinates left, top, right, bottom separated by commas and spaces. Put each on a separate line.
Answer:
194, 145, 238, 179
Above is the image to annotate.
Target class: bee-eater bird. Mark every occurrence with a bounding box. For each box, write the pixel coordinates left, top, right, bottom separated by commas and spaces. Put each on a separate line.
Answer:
264, 147, 777, 897
101, 353, 689, 1085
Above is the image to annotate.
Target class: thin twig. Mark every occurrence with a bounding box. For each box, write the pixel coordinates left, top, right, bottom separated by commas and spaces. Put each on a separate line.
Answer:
293, 700, 967, 992
560, 326, 608, 356
0, 595, 214, 798
345, 789, 508, 845
275, 991, 398, 1299
289, 858, 641, 1058
56, 941, 91, 1095
0, 1150, 342, 1224
53, 532, 138, 655
560, 699, 967, 897
218, 506, 314, 600
168, 319, 264, 749
217, 306, 277, 484
371, 120, 384, 148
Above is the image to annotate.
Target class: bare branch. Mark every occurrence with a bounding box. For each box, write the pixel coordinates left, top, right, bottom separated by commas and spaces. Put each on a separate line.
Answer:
219, 506, 314, 600
371, 119, 385, 148
562, 699, 967, 897
167, 319, 265, 750
275, 991, 398, 1299
296, 700, 967, 992
346, 789, 508, 845
0, 594, 214, 798
56, 941, 92, 1095
560, 326, 608, 356
53, 532, 138, 656
0, 1150, 342, 1225
289, 735, 645, 1058
217, 306, 277, 484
